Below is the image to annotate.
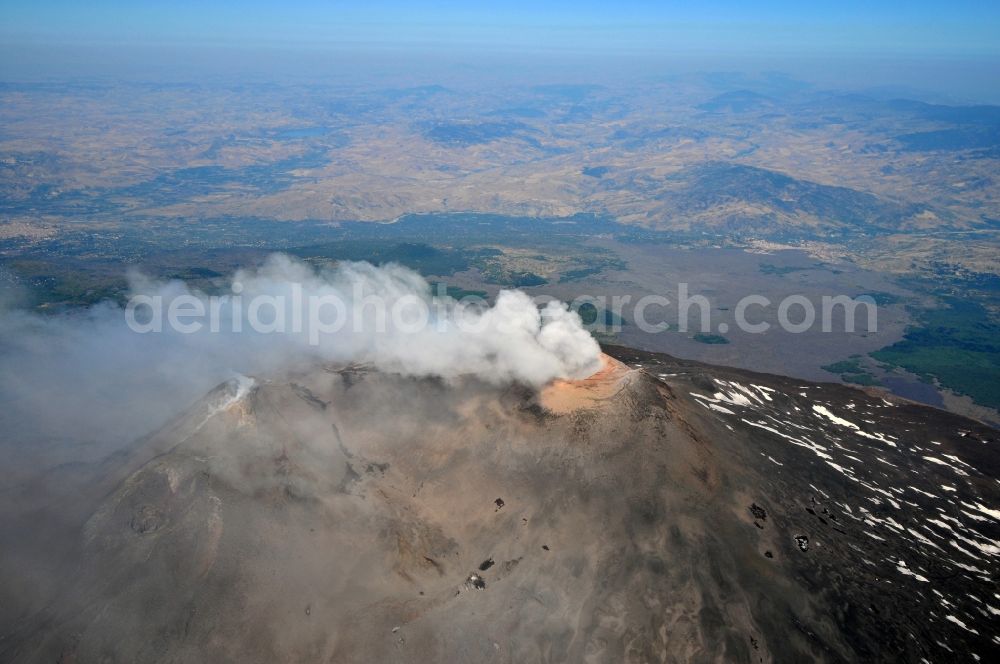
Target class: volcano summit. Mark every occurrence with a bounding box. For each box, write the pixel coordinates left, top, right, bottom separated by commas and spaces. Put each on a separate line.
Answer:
1, 346, 997, 663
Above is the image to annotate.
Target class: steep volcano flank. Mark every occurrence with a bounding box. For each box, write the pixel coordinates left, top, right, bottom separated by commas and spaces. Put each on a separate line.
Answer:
2, 352, 998, 663
605, 345, 1000, 661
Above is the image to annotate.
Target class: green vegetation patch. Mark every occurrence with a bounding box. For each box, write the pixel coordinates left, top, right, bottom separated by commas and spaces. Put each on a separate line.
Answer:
559, 257, 626, 283
870, 297, 1000, 409
292, 241, 493, 276
479, 268, 547, 287
822, 355, 881, 386
432, 283, 489, 301
472, 255, 548, 287
842, 373, 880, 386
693, 333, 730, 345
570, 302, 627, 328
7, 258, 129, 308
821, 357, 865, 375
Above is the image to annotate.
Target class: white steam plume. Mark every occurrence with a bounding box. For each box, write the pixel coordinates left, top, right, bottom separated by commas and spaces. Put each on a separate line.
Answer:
0, 255, 600, 454
131, 254, 601, 385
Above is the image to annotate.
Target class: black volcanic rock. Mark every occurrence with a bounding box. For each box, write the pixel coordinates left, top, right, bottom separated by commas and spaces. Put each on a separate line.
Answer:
0, 348, 997, 663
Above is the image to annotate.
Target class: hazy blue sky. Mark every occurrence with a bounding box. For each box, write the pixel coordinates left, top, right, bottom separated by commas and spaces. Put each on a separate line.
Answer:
1, 1, 998, 101
2, 1, 998, 56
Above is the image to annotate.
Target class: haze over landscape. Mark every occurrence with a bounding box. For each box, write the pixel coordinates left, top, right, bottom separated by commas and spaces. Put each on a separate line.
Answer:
1, 1, 999, 662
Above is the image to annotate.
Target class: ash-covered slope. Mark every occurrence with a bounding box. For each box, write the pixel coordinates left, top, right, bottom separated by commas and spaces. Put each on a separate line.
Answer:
2, 348, 998, 663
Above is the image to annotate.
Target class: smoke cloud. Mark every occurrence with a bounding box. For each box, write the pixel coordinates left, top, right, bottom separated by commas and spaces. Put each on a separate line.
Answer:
0, 255, 600, 457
